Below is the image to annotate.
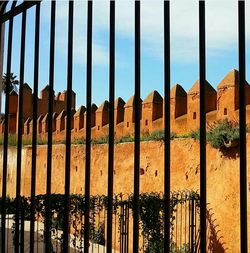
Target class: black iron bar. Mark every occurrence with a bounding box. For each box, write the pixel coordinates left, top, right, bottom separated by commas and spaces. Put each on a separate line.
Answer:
120, 206, 123, 252
126, 205, 129, 253
184, 198, 187, 247
29, 2, 40, 253
188, 200, 191, 248
84, 1, 93, 253
175, 198, 178, 248
20, 205, 24, 253
2, 1, 17, 252
37, 221, 39, 252
238, 1, 248, 252
106, 1, 115, 252
1, 1, 37, 23
133, 1, 140, 253
15, 4, 26, 253
63, 1, 74, 252
194, 199, 197, 249
127, 206, 130, 253
199, 1, 206, 252
114, 205, 117, 252
7, 215, 9, 253
103, 208, 105, 253
45, 1, 56, 252
191, 199, 195, 253
0, 2, 15, 252
164, 1, 171, 253
180, 200, 183, 246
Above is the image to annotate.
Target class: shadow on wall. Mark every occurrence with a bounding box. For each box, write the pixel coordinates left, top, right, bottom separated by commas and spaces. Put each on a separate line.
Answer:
206, 206, 227, 253
219, 146, 239, 160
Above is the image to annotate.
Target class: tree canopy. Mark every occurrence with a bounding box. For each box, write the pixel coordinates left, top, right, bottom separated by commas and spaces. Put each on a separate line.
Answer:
2, 73, 19, 93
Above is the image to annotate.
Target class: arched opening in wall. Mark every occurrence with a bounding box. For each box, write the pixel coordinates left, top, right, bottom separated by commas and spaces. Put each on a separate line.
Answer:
193, 112, 197, 120
98, 126, 100, 130
100, 170, 103, 176
155, 170, 158, 177
145, 119, 148, 126
224, 108, 228, 115
127, 122, 129, 128
140, 168, 145, 175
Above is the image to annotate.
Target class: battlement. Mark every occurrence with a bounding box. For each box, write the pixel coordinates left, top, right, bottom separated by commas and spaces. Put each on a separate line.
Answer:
1, 69, 250, 139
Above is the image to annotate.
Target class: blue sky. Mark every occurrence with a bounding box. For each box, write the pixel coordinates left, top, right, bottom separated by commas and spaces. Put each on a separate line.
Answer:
2, 0, 250, 109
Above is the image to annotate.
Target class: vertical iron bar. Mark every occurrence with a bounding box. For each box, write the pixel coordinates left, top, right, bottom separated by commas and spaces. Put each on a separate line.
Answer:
199, 1, 206, 252
107, 1, 115, 252
238, 1, 248, 252
80, 211, 83, 251
175, 202, 178, 247
125, 207, 129, 253
37, 221, 39, 253
194, 199, 197, 250
45, 1, 56, 251
0, 2, 7, 111
180, 200, 182, 246
119, 205, 123, 253
114, 208, 117, 251
20, 204, 24, 253
164, 1, 171, 253
7, 216, 9, 253
63, 1, 74, 252
98, 206, 100, 253
15, 5, 27, 253
29, 2, 40, 253
126, 205, 129, 253
188, 200, 191, 249
84, 1, 93, 252
190, 199, 195, 253
184, 198, 187, 247
133, 1, 140, 253
1, 2, 15, 252
103, 208, 105, 253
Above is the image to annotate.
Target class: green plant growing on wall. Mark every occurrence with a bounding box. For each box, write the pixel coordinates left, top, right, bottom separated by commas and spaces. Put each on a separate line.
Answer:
116, 134, 134, 143
138, 193, 164, 253
90, 223, 105, 246
207, 119, 239, 149
189, 129, 200, 140
127, 192, 199, 253
170, 243, 191, 253
141, 129, 177, 141
177, 130, 200, 140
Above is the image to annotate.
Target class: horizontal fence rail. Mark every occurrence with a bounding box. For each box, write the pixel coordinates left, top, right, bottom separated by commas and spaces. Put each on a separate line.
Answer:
0, 1, 248, 253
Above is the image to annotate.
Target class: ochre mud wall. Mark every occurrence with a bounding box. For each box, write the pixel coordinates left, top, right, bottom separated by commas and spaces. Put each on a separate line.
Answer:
0, 138, 250, 252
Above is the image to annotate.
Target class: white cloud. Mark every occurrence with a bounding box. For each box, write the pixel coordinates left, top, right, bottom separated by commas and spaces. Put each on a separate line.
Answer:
41, 1, 109, 66
41, 0, 250, 65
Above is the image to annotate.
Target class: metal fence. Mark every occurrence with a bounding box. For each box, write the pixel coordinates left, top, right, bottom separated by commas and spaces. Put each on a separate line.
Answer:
0, 1, 248, 253
0, 191, 200, 252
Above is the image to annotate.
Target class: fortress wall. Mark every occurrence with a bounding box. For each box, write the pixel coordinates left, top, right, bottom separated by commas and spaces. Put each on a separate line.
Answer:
2, 69, 250, 139
0, 138, 250, 252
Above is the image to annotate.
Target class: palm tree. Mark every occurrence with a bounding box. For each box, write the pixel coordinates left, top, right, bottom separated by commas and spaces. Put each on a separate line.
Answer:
2, 73, 19, 93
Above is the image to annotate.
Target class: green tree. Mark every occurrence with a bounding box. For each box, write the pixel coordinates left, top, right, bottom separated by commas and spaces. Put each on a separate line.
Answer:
2, 73, 19, 93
